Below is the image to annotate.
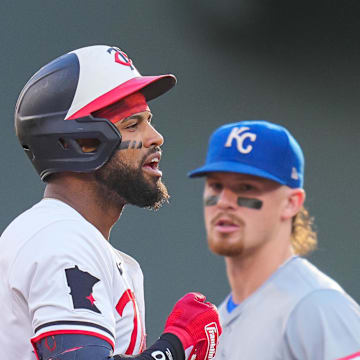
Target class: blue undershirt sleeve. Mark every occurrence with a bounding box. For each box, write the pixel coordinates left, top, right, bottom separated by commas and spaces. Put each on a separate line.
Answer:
34, 333, 184, 360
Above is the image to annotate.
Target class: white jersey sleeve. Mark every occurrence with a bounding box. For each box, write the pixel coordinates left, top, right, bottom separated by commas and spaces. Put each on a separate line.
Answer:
283, 289, 360, 359
9, 219, 117, 348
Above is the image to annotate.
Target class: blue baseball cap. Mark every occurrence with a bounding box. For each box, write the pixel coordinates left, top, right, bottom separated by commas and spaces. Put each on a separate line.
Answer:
188, 120, 304, 188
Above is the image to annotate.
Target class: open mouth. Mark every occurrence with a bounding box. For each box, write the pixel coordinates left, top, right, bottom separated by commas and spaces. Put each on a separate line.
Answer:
142, 153, 162, 177
144, 157, 159, 169
214, 218, 240, 233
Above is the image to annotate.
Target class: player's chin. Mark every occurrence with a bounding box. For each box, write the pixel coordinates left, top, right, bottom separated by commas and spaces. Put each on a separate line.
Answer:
142, 171, 166, 190
207, 236, 243, 257
156, 181, 169, 201
142, 172, 164, 188
144, 181, 170, 210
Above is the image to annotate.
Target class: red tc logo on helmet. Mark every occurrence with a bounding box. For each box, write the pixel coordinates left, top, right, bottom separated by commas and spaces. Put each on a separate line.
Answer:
107, 47, 134, 69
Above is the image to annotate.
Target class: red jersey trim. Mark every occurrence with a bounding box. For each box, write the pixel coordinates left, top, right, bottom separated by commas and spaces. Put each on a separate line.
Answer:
337, 352, 360, 360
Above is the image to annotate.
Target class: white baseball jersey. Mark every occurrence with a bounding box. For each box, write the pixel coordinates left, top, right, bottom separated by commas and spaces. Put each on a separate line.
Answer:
0, 198, 146, 359
216, 256, 360, 360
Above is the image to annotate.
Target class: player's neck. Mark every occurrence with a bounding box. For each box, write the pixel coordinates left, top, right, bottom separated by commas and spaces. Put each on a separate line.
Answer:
43, 173, 124, 240
225, 238, 293, 304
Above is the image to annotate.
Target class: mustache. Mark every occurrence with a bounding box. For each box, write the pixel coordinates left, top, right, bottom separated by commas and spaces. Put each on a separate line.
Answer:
210, 212, 244, 227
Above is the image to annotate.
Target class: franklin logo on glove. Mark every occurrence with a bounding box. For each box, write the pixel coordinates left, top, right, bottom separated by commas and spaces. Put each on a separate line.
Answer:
204, 323, 219, 360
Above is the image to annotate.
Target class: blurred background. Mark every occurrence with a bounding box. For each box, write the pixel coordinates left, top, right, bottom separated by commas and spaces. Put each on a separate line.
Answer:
1, 0, 359, 344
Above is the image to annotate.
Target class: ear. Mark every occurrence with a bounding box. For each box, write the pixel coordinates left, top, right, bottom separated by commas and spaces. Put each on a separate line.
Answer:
281, 188, 305, 220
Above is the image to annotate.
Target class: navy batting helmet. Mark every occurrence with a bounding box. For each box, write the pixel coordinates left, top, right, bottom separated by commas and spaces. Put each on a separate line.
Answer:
15, 45, 176, 180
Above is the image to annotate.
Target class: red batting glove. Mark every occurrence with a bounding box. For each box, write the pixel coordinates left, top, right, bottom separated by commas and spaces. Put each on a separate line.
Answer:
163, 292, 222, 360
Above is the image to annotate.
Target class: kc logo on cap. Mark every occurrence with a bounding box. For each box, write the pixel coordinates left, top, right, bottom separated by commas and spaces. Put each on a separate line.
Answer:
188, 120, 305, 189
225, 127, 257, 154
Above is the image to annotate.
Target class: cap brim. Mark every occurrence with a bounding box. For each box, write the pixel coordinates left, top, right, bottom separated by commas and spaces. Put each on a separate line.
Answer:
67, 74, 176, 120
188, 161, 286, 185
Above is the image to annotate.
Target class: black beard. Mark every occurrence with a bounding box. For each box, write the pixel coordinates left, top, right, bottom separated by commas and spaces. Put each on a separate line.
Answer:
94, 148, 169, 210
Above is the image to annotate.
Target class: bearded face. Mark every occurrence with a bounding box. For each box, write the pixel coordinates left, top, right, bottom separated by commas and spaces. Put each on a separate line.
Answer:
94, 147, 169, 210
91, 102, 169, 211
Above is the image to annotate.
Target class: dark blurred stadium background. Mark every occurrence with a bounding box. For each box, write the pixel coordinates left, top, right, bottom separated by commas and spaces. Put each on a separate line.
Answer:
1, 0, 359, 343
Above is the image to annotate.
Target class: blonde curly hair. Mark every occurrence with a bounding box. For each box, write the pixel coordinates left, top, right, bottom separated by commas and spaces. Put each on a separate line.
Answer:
291, 206, 317, 256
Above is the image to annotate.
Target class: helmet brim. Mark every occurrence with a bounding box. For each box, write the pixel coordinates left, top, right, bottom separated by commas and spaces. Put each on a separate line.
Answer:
188, 161, 286, 186
67, 74, 176, 120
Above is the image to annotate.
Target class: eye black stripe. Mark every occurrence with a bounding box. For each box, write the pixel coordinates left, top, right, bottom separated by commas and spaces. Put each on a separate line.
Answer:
204, 195, 219, 206
237, 197, 263, 209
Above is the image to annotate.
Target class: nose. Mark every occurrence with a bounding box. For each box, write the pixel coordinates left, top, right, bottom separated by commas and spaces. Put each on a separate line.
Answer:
216, 188, 238, 210
143, 123, 164, 148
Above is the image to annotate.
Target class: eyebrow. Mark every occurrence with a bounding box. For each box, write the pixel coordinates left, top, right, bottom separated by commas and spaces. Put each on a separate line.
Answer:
121, 112, 153, 124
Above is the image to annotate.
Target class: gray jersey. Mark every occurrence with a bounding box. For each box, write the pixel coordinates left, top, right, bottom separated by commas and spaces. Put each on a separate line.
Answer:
216, 257, 360, 360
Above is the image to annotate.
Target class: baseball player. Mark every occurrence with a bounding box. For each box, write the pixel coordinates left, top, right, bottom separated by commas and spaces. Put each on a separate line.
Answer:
0, 45, 221, 360
189, 121, 360, 359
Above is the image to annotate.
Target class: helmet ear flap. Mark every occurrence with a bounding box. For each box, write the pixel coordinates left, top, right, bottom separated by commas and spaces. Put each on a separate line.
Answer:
22, 144, 36, 162
17, 113, 121, 181
13, 52, 121, 180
